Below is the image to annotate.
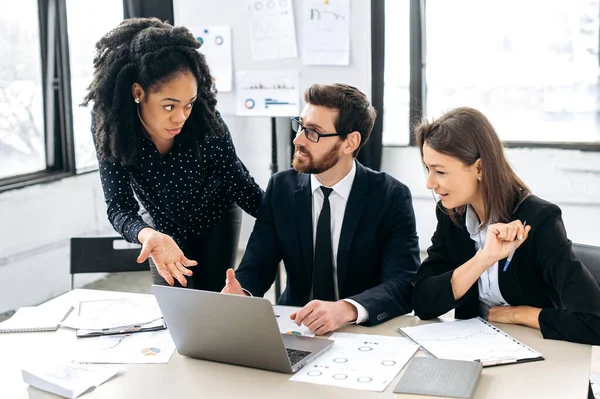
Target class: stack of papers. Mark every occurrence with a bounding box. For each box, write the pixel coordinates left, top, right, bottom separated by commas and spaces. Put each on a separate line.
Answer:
61, 297, 166, 337
22, 361, 119, 399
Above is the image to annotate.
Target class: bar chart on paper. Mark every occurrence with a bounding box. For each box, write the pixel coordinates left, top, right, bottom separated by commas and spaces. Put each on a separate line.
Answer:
235, 70, 300, 116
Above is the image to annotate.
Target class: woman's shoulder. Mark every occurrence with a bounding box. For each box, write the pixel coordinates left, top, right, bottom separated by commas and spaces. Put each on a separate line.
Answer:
513, 194, 562, 224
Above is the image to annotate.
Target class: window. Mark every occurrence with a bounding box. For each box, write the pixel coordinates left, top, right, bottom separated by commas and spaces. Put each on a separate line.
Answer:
0, 1, 124, 191
382, 0, 410, 146
66, 0, 124, 170
0, 1, 45, 179
381, 0, 600, 147
426, 0, 600, 144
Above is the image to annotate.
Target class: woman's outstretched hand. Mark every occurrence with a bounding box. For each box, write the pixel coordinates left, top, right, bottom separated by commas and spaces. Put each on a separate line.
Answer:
137, 228, 197, 286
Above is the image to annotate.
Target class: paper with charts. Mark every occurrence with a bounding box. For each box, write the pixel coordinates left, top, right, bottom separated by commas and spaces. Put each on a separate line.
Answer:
290, 333, 419, 392
245, 0, 298, 61
302, 0, 350, 65
399, 318, 543, 365
189, 26, 232, 91
235, 70, 299, 116
73, 330, 176, 364
273, 305, 315, 337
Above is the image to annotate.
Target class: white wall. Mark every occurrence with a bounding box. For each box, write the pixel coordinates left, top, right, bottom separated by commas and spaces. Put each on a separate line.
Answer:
173, 0, 373, 115
0, 173, 112, 313
0, 117, 271, 314
382, 146, 600, 252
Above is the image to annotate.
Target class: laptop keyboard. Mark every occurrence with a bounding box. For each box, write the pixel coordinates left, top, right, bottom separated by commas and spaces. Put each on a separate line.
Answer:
286, 348, 312, 365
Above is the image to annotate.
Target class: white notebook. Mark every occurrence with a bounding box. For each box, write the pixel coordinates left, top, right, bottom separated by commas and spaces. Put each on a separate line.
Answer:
0, 305, 74, 333
22, 362, 119, 399
398, 317, 544, 367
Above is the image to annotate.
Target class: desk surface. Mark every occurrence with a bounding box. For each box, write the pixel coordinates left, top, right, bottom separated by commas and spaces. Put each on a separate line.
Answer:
0, 289, 592, 399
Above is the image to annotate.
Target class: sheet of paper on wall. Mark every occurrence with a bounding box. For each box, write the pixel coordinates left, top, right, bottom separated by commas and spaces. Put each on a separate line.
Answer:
189, 26, 233, 92
235, 70, 300, 116
290, 333, 419, 392
302, 0, 350, 65
72, 330, 176, 364
245, 0, 298, 61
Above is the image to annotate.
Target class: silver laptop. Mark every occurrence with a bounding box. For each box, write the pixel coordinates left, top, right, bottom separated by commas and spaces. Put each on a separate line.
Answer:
153, 285, 333, 373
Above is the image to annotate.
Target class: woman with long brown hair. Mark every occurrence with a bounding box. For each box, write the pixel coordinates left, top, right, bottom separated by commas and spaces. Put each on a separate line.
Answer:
412, 107, 600, 346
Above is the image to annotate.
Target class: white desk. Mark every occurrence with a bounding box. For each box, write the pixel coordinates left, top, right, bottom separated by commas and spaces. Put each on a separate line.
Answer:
0, 289, 592, 399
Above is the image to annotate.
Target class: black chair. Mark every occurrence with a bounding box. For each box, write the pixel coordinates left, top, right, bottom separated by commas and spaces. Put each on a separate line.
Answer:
70, 237, 149, 290
572, 243, 600, 287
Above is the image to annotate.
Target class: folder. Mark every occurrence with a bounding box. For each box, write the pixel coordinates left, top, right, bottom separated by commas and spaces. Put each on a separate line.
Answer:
394, 357, 482, 399
72, 297, 166, 338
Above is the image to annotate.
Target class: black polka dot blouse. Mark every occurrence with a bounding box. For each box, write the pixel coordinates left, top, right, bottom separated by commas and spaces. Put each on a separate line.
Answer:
97, 113, 264, 247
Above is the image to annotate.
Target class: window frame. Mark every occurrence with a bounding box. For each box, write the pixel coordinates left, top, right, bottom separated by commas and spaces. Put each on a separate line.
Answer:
0, 0, 75, 192
0, 0, 124, 193
375, 0, 600, 151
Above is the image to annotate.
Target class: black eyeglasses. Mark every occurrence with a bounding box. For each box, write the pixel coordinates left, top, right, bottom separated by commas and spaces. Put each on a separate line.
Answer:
290, 117, 345, 143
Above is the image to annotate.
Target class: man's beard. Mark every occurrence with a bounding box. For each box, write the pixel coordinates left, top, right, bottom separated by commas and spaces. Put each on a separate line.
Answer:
292, 141, 341, 174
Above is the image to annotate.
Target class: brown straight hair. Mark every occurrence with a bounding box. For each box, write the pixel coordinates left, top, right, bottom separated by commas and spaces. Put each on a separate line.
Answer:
414, 107, 530, 227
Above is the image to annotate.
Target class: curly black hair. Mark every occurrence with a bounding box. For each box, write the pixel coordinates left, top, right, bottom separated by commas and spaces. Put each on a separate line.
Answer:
82, 17, 223, 165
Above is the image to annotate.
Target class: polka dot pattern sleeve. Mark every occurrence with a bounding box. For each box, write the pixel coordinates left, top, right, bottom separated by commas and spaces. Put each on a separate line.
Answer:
213, 113, 264, 218
98, 159, 150, 244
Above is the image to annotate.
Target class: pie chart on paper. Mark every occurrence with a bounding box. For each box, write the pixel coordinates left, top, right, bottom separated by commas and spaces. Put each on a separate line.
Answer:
141, 347, 161, 356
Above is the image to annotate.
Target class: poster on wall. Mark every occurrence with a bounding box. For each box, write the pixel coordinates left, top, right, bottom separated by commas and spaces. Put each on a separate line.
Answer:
302, 0, 350, 65
245, 0, 298, 61
189, 26, 233, 91
235, 70, 300, 116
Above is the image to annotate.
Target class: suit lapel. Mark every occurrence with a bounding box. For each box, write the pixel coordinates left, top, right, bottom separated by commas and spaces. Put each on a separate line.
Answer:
336, 162, 369, 293
294, 174, 314, 286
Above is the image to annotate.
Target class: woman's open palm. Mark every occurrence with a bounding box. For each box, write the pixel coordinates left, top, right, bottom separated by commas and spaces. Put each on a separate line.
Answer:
137, 231, 197, 286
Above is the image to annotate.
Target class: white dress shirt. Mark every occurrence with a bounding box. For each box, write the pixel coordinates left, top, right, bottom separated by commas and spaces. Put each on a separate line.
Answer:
465, 205, 508, 317
310, 161, 369, 324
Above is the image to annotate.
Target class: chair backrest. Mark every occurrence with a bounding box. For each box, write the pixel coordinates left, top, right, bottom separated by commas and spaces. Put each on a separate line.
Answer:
70, 237, 149, 289
572, 243, 600, 287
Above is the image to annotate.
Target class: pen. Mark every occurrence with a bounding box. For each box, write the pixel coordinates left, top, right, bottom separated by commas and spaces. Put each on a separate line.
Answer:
100, 317, 163, 333
59, 306, 75, 324
476, 357, 518, 367
503, 220, 527, 272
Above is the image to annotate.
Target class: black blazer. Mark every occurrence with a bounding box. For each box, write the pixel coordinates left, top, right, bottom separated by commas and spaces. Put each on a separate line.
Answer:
413, 195, 600, 345
236, 161, 420, 326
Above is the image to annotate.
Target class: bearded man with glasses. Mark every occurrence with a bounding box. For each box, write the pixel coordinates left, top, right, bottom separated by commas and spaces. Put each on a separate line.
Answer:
221, 83, 420, 335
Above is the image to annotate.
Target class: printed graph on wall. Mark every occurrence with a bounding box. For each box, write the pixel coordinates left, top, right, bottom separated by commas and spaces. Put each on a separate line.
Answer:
235, 70, 300, 116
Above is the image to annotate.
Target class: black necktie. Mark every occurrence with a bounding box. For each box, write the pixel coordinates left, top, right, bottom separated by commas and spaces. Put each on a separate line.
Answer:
313, 186, 335, 301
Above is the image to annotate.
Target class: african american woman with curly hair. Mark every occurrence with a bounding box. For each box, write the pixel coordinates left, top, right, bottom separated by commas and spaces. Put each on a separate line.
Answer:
83, 18, 264, 291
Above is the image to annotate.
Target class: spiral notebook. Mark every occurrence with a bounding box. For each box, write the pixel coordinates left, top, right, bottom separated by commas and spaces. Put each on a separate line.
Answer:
398, 317, 544, 367
0, 305, 74, 333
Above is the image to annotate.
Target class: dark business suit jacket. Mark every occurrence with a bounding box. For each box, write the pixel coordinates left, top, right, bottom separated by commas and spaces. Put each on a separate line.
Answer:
236, 161, 420, 326
413, 195, 600, 345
